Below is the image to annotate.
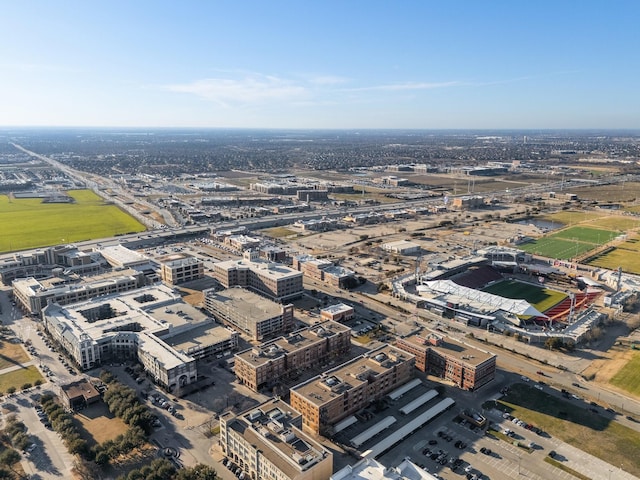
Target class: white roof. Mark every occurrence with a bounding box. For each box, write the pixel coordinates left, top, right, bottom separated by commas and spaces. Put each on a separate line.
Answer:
423, 280, 547, 318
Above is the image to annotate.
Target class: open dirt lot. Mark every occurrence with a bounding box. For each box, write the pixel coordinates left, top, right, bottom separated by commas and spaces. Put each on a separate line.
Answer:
74, 402, 129, 447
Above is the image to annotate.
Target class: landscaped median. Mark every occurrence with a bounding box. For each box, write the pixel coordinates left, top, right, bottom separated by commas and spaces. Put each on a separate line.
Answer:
484, 383, 640, 478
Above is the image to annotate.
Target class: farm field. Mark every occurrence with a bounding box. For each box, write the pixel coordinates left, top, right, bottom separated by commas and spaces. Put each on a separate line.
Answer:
0, 189, 145, 253
491, 384, 640, 477
609, 351, 640, 397
482, 280, 567, 313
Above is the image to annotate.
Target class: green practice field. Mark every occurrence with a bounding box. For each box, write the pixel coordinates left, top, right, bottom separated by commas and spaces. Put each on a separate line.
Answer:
483, 279, 567, 313
610, 351, 640, 396
0, 190, 145, 253
519, 225, 619, 260
586, 236, 640, 274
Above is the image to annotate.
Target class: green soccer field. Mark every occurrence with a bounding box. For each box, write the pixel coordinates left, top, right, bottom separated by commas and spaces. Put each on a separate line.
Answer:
518, 225, 620, 260
483, 279, 567, 313
518, 238, 594, 260
0, 190, 146, 253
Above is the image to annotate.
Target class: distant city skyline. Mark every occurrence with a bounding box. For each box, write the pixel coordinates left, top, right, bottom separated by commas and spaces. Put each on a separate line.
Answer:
1, 1, 639, 130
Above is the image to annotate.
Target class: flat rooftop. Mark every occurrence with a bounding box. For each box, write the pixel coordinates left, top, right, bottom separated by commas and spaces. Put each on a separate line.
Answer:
206, 288, 285, 320
215, 259, 302, 280
236, 321, 350, 366
400, 331, 496, 366
165, 321, 237, 355
100, 245, 151, 267
225, 398, 329, 478
291, 345, 414, 406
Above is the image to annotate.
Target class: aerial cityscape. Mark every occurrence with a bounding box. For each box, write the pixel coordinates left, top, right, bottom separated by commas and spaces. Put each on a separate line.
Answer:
2, 2, 640, 480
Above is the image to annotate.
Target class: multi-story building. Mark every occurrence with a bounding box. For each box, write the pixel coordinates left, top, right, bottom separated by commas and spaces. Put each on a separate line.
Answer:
290, 345, 415, 435
395, 331, 496, 391
226, 235, 262, 251
212, 258, 303, 303
320, 304, 354, 323
292, 255, 356, 289
204, 288, 295, 341
234, 321, 351, 392
158, 253, 204, 285
0, 244, 105, 285
219, 398, 333, 480
42, 285, 238, 393
12, 269, 145, 315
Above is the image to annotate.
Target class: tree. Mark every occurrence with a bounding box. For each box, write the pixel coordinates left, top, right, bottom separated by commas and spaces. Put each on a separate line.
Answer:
176, 464, 219, 480
0, 448, 21, 466
6, 386, 15, 395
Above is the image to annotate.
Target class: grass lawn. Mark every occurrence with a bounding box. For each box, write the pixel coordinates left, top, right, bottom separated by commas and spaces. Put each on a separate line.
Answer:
550, 226, 618, 244
586, 247, 640, 275
482, 280, 567, 313
0, 341, 30, 370
519, 238, 594, 259
538, 210, 639, 232
609, 351, 640, 396
0, 365, 43, 393
538, 211, 603, 225
73, 402, 129, 447
261, 226, 298, 238
0, 189, 145, 253
491, 384, 640, 476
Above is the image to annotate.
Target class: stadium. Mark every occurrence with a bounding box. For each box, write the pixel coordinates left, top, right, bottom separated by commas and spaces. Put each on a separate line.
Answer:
393, 246, 607, 343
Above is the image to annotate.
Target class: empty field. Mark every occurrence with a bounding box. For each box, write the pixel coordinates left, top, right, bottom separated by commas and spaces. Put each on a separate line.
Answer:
609, 351, 640, 397
0, 342, 30, 370
0, 189, 145, 253
483, 280, 567, 313
73, 402, 129, 447
492, 384, 640, 477
0, 365, 43, 393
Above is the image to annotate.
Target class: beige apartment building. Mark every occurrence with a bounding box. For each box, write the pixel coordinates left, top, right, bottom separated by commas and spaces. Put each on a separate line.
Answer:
158, 253, 204, 285
219, 398, 333, 480
212, 258, 303, 302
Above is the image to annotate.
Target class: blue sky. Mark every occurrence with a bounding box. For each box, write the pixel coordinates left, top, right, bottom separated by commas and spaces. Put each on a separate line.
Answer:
1, 1, 639, 129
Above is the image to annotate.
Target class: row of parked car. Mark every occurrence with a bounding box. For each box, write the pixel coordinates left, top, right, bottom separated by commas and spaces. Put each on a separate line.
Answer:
222, 458, 246, 479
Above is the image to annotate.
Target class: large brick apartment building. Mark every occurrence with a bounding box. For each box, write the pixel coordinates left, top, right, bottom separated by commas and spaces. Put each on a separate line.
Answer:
395, 331, 496, 391
234, 321, 351, 392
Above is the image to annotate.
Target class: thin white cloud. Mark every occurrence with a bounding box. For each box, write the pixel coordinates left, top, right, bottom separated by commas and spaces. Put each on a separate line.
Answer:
163, 74, 308, 107
347, 81, 463, 92
306, 75, 350, 86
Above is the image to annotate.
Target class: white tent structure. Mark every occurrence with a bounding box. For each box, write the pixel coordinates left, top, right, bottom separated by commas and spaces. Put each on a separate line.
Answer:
423, 280, 548, 318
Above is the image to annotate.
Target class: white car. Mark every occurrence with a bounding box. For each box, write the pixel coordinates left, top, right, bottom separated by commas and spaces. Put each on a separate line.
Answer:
464, 465, 473, 473
534, 384, 543, 390
521, 376, 530, 382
